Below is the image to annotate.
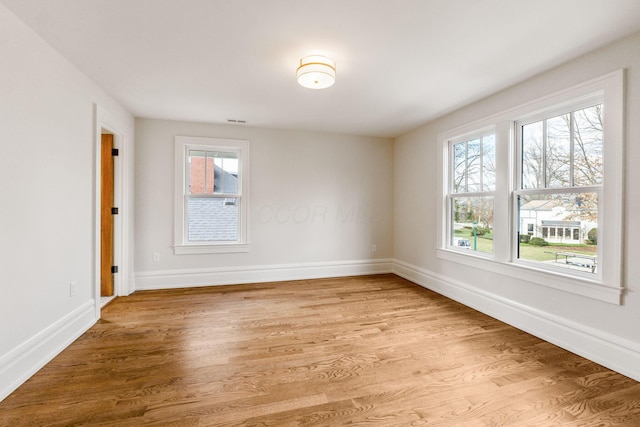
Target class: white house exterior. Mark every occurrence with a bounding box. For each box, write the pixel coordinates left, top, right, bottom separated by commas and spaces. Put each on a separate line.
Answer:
519, 199, 596, 244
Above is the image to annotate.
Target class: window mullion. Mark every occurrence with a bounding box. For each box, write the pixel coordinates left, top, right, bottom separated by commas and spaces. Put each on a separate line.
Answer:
542, 119, 548, 188
480, 137, 484, 190
464, 142, 469, 192
204, 151, 208, 194
183, 194, 189, 244
189, 193, 239, 199
569, 111, 575, 187
514, 185, 601, 197
185, 148, 191, 194
452, 190, 495, 198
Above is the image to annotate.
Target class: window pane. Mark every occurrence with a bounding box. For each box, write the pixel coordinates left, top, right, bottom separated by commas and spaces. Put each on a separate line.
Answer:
189, 150, 239, 195
522, 105, 603, 191
214, 152, 239, 194
451, 196, 494, 254
452, 135, 495, 194
453, 142, 466, 193
482, 134, 496, 191
187, 197, 239, 241
546, 114, 571, 188
188, 150, 213, 194
466, 138, 482, 192
522, 121, 544, 189
573, 105, 603, 186
517, 192, 597, 273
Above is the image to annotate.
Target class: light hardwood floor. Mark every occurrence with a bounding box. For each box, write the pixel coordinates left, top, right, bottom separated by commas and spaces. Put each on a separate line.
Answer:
2, 274, 639, 426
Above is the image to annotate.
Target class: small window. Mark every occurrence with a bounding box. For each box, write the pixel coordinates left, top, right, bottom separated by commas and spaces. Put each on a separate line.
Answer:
187, 149, 240, 242
174, 136, 249, 254
447, 132, 495, 255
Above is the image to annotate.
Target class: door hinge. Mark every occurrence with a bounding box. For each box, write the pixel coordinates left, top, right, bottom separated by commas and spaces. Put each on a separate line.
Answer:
111, 148, 119, 156
111, 265, 118, 274
111, 207, 119, 215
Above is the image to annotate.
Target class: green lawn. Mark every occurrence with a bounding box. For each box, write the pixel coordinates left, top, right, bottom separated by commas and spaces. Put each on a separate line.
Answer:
518, 242, 596, 261
453, 229, 597, 261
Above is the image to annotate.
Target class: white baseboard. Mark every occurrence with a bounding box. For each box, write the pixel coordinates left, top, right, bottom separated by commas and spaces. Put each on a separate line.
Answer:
135, 258, 394, 290
0, 300, 96, 402
392, 259, 640, 382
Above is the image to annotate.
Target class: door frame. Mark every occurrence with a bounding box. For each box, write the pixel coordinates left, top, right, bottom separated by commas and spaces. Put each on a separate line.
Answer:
94, 104, 134, 319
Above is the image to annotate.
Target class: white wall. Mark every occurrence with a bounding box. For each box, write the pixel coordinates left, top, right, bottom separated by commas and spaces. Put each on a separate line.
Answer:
0, 5, 134, 400
394, 31, 640, 380
134, 119, 394, 288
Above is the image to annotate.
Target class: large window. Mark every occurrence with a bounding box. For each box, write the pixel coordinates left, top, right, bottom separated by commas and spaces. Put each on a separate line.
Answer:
438, 71, 623, 303
174, 136, 249, 254
448, 132, 495, 255
516, 103, 602, 274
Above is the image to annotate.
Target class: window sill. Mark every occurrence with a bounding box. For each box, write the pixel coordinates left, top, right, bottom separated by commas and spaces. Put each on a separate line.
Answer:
174, 243, 250, 255
437, 248, 623, 304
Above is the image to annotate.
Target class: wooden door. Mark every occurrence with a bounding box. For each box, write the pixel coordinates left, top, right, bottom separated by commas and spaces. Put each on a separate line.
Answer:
101, 134, 115, 296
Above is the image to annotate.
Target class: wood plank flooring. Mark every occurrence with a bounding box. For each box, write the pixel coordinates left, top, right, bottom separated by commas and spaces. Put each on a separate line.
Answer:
2, 274, 639, 426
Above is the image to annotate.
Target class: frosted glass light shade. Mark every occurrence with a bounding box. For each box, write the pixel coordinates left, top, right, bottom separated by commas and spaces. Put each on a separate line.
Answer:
296, 55, 336, 89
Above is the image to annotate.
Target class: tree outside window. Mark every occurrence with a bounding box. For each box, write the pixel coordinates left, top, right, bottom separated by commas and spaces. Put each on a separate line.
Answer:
449, 133, 495, 254
517, 104, 602, 273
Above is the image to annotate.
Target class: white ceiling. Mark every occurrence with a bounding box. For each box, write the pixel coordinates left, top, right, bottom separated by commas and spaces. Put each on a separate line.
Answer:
3, 0, 640, 138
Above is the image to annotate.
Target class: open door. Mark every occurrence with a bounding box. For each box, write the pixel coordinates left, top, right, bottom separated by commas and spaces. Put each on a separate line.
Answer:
101, 133, 115, 297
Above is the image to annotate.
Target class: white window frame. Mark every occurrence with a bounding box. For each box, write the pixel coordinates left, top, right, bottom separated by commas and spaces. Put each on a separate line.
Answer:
437, 70, 624, 304
445, 128, 497, 257
513, 96, 604, 279
174, 136, 250, 254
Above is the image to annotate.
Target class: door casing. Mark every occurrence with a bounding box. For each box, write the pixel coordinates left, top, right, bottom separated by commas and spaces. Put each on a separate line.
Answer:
94, 104, 133, 319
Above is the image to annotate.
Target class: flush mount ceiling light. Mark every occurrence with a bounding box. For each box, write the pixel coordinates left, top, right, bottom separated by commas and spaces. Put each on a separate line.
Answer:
296, 55, 336, 89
